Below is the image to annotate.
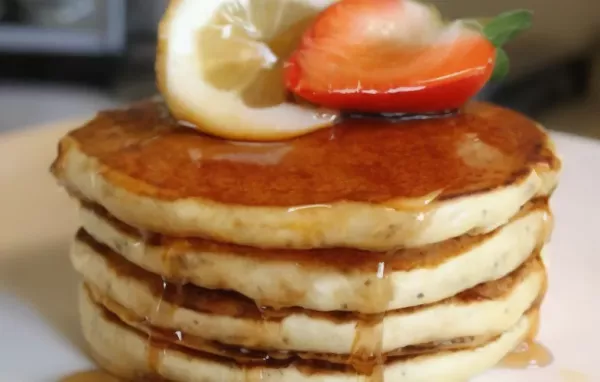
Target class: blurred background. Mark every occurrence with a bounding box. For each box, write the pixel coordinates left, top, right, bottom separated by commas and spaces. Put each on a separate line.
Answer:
0, 0, 598, 136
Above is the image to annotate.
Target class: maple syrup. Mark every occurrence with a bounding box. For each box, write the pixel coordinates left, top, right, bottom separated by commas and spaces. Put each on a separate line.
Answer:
500, 268, 553, 369
347, 257, 394, 380
62, 100, 559, 207
145, 237, 192, 375
540, 205, 555, 245
500, 340, 553, 369
58, 370, 121, 382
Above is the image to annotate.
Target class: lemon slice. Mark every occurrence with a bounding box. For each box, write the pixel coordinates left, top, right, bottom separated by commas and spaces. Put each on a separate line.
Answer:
157, 0, 339, 141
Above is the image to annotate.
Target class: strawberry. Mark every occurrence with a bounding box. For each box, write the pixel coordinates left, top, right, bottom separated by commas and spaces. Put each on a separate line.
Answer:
284, 0, 496, 113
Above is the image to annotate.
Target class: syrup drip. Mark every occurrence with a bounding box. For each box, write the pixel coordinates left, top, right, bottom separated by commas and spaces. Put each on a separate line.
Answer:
350, 314, 386, 378
500, 341, 553, 369
133, 229, 165, 374
254, 303, 274, 381
511, 218, 551, 372
144, 235, 190, 377
145, 278, 168, 375
243, 368, 266, 382
540, 206, 555, 245
349, 259, 393, 381
500, 276, 553, 369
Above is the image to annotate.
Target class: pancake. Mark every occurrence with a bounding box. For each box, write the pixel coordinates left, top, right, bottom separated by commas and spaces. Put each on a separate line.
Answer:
86, 281, 499, 365
79, 199, 551, 312
71, 233, 545, 356
80, 284, 536, 382
52, 100, 560, 251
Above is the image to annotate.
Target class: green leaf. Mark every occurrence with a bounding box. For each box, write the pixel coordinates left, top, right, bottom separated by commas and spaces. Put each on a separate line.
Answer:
483, 10, 533, 47
491, 48, 510, 81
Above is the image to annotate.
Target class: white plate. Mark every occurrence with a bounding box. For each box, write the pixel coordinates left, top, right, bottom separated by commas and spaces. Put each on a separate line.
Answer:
0, 123, 598, 382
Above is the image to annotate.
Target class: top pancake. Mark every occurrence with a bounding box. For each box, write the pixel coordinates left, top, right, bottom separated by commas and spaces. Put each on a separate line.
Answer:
52, 100, 560, 250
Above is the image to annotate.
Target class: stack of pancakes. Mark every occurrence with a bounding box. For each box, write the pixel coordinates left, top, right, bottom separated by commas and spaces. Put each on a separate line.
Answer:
52, 100, 560, 381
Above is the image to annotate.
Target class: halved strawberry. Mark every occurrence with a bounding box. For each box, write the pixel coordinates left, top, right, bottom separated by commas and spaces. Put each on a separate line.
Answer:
284, 0, 496, 113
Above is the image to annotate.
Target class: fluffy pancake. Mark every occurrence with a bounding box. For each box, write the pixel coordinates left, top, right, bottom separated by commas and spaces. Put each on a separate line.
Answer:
80, 284, 535, 382
52, 101, 560, 251
71, 233, 545, 355
79, 200, 550, 312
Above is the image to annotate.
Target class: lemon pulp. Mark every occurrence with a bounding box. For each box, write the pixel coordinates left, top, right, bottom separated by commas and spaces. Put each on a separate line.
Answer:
158, 0, 337, 141
199, 0, 321, 107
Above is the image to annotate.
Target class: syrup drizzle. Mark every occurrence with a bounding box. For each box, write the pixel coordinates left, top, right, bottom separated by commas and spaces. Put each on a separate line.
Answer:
249, 259, 390, 380
67, 101, 558, 208
146, 278, 168, 375
500, 266, 553, 369
136, 230, 162, 375
349, 259, 393, 380
254, 302, 275, 381
540, 207, 555, 245
243, 368, 266, 382
144, 235, 190, 377
500, 341, 553, 369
